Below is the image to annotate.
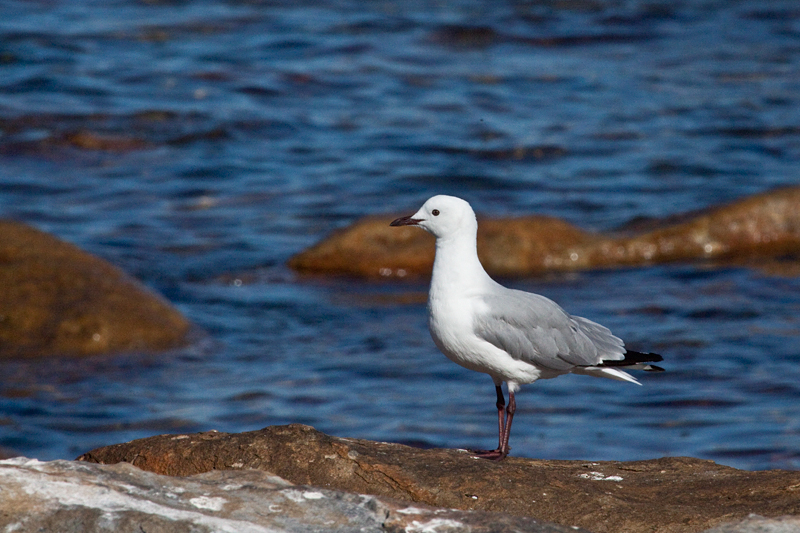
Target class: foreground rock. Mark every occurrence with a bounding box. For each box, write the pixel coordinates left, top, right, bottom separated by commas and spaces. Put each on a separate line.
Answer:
289, 187, 800, 277
0, 457, 580, 533
78, 424, 800, 533
703, 515, 800, 533
0, 220, 190, 358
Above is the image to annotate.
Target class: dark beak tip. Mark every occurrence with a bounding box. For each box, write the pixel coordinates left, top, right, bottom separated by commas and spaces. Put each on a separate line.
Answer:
390, 216, 420, 227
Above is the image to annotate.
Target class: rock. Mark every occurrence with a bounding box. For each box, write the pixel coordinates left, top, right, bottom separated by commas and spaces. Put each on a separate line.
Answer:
288, 187, 800, 278
289, 215, 437, 278
288, 215, 596, 278
702, 514, 800, 533
60, 130, 151, 151
78, 424, 800, 533
0, 456, 581, 533
0, 220, 190, 358
572, 186, 800, 270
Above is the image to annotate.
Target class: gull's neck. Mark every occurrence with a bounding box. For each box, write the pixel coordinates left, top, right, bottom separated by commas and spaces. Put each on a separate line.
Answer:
429, 229, 494, 299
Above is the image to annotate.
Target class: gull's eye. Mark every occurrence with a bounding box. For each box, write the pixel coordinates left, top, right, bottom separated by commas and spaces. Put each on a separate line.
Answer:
432, 209, 440, 216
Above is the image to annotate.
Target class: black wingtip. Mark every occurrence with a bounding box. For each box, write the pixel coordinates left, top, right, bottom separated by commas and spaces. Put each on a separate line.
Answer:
600, 350, 663, 367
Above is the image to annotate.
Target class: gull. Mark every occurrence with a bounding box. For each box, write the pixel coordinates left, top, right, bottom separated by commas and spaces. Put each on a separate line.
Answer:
391, 195, 664, 460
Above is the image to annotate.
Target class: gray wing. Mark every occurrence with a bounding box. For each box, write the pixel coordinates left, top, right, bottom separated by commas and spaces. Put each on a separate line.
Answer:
473, 288, 626, 371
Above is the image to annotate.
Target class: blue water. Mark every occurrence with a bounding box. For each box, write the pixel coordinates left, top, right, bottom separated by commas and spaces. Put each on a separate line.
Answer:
1, 0, 800, 470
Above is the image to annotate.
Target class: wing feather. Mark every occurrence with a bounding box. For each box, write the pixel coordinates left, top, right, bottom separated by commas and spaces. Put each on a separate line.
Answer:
473, 288, 626, 371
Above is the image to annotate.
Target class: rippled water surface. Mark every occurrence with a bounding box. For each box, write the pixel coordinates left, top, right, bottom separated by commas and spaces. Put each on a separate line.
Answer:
1, 0, 800, 469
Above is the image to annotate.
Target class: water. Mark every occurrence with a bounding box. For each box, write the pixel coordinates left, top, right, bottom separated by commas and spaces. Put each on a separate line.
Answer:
1, 0, 799, 470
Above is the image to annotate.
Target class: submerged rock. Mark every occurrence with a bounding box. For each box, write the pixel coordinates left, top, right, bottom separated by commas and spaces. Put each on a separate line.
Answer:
0, 457, 580, 533
0, 221, 190, 358
78, 424, 800, 533
61, 130, 151, 151
289, 187, 800, 278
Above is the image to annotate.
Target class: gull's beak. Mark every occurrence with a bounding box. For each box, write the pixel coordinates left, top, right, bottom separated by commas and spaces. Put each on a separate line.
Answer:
390, 215, 422, 227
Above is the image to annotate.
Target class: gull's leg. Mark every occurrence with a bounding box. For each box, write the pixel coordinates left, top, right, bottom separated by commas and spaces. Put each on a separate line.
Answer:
494, 384, 506, 450
470, 384, 508, 460
498, 390, 516, 459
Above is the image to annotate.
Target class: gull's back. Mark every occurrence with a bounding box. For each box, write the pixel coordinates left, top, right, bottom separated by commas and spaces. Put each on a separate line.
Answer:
472, 286, 627, 372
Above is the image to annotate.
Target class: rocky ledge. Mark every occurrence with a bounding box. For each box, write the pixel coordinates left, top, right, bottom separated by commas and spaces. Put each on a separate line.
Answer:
74, 424, 800, 533
1, 457, 575, 533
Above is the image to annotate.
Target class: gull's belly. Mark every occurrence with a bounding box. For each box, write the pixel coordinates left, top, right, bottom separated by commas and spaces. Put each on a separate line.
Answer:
428, 296, 543, 384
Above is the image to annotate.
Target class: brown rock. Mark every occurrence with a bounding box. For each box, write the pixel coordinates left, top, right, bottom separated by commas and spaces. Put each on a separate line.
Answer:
289, 215, 437, 278
289, 187, 800, 278
288, 215, 596, 278
572, 186, 800, 269
0, 220, 190, 358
61, 130, 151, 151
78, 424, 800, 533
478, 216, 598, 276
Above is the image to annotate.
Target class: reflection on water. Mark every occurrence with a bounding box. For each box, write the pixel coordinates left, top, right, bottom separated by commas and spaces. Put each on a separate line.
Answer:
1, 0, 799, 469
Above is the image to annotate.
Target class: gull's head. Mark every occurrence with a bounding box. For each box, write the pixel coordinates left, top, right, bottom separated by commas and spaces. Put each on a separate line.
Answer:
390, 195, 476, 240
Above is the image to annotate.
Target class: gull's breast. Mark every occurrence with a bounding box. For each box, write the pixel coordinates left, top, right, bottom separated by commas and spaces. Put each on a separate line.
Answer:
428, 293, 478, 361
428, 294, 542, 383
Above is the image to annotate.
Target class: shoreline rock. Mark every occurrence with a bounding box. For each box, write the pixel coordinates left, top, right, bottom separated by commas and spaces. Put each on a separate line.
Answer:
77, 424, 800, 533
289, 187, 800, 278
0, 457, 586, 533
0, 220, 191, 358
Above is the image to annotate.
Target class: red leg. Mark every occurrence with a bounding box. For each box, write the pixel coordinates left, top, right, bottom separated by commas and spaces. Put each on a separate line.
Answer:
498, 391, 516, 458
470, 385, 510, 460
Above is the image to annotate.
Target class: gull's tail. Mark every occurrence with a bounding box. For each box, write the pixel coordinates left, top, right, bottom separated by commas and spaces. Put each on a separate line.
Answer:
574, 350, 664, 385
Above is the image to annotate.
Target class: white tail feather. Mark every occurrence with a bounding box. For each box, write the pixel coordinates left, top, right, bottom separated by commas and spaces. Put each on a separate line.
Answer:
573, 366, 642, 385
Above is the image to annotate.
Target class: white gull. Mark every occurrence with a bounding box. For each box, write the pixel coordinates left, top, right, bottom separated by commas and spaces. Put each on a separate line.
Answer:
391, 195, 663, 460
